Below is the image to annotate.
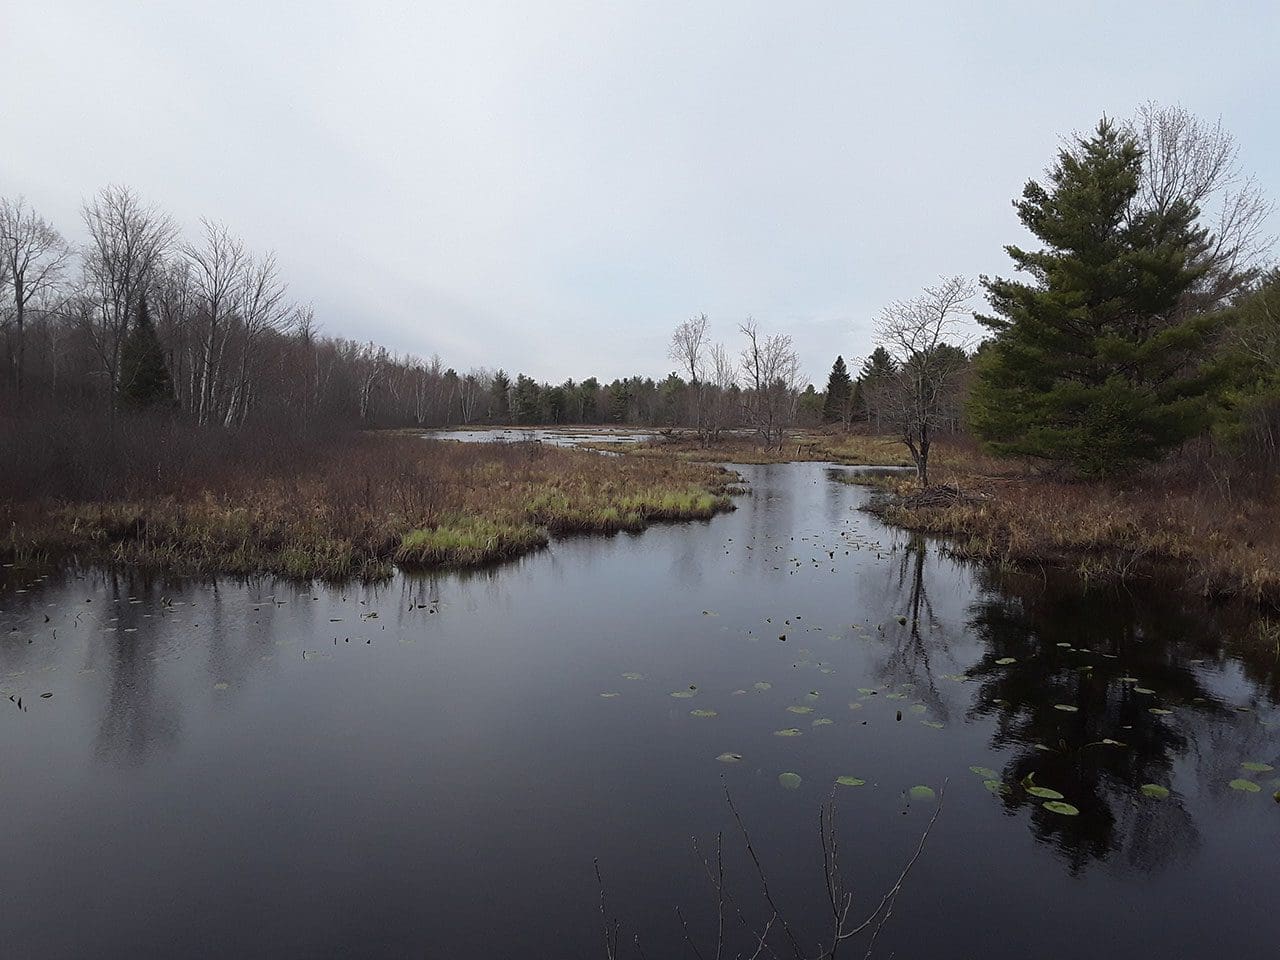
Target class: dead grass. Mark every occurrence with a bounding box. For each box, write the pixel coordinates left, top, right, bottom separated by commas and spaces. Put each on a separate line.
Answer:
1, 429, 738, 579
852, 442, 1280, 607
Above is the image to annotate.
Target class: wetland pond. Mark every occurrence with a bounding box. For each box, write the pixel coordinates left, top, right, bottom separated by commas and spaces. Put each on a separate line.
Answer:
1, 459, 1278, 958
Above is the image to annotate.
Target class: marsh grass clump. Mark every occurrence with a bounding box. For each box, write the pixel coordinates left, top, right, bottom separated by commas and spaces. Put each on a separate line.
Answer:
395, 518, 547, 566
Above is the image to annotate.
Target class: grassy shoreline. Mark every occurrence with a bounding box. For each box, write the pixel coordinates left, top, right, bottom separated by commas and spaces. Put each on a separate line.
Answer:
2, 434, 740, 580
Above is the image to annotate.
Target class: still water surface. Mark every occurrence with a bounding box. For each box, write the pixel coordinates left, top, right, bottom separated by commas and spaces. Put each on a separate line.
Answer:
1, 461, 1277, 958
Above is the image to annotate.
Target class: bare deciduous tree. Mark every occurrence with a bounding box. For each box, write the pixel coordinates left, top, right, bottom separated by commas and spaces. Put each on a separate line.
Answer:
183, 220, 247, 424
669, 313, 710, 442
0, 197, 71, 399
81, 185, 176, 394
1129, 102, 1275, 308
873, 276, 974, 486
739, 319, 802, 450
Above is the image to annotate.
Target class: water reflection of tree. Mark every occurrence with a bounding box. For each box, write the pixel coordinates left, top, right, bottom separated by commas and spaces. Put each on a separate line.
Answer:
960, 567, 1280, 875
93, 571, 181, 766
869, 534, 968, 724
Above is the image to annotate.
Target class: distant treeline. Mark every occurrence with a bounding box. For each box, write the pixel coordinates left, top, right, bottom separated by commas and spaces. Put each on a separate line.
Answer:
2, 102, 1277, 479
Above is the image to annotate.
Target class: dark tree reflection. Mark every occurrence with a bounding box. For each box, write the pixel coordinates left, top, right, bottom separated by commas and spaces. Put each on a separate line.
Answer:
963, 565, 1277, 874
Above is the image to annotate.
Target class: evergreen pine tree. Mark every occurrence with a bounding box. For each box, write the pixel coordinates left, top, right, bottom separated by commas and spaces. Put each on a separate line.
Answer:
970, 119, 1220, 476
822, 355, 853, 424
119, 296, 173, 407
490, 370, 511, 422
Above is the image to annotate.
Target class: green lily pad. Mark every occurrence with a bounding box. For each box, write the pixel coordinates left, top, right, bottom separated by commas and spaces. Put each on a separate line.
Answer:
1140, 784, 1170, 799
690, 709, 718, 718
213, 682, 229, 690
1042, 801, 1080, 816
778, 772, 803, 790
716, 752, 743, 763
1027, 785, 1065, 799
599, 692, 620, 698
812, 717, 834, 726
970, 766, 998, 779
774, 728, 802, 737
848, 702, 864, 711
909, 704, 927, 714
886, 692, 907, 701
856, 687, 878, 695
1241, 762, 1275, 773
835, 776, 866, 787
1228, 778, 1261, 793
621, 672, 645, 680
1149, 708, 1173, 716
921, 720, 945, 729
995, 657, 1017, 666
670, 690, 696, 699
786, 705, 814, 714
1100, 738, 1127, 747
753, 681, 772, 691
1134, 687, 1156, 695
1053, 704, 1078, 712
908, 785, 937, 801
983, 779, 1009, 794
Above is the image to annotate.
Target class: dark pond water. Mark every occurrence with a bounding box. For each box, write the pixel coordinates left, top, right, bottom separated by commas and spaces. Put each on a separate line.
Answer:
2, 462, 1278, 959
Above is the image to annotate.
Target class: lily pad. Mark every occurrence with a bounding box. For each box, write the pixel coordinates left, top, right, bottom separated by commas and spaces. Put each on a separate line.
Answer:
1042, 801, 1080, 816
753, 681, 772, 691
690, 709, 718, 718
1027, 785, 1065, 799
1134, 687, 1156, 695
1241, 762, 1275, 773
835, 776, 866, 787
908, 785, 937, 801
909, 704, 927, 714
921, 720, 945, 729
1140, 784, 1170, 799
983, 779, 1009, 794
622, 672, 645, 681
856, 687, 878, 695
213, 682, 229, 691
774, 728, 802, 737
848, 702, 864, 711
995, 657, 1017, 666
786, 705, 814, 714
1228, 778, 1261, 793
599, 692, 620, 698
778, 772, 803, 790
716, 752, 743, 763
812, 717, 834, 726
1149, 707, 1173, 716
970, 766, 998, 779
1053, 704, 1078, 713
670, 690, 697, 699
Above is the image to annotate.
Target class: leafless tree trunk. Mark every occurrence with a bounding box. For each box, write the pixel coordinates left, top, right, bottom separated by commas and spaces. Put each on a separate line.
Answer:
739, 319, 802, 450
81, 185, 175, 398
669, 313, 710, 442
184, 220, 247, 425
0, 197, 71, 401
873, 276, 974, 486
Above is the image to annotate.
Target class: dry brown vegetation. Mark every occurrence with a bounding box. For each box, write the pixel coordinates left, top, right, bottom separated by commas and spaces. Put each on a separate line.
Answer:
0, 410, 738, 579
844, 440, 1280, 607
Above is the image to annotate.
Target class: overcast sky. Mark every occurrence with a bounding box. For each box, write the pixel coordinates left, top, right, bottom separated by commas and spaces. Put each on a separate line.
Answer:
2, 1, 1276, 383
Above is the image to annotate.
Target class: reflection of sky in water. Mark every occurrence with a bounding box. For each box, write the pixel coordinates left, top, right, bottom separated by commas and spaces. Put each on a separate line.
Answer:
0, 461, 1276, 959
